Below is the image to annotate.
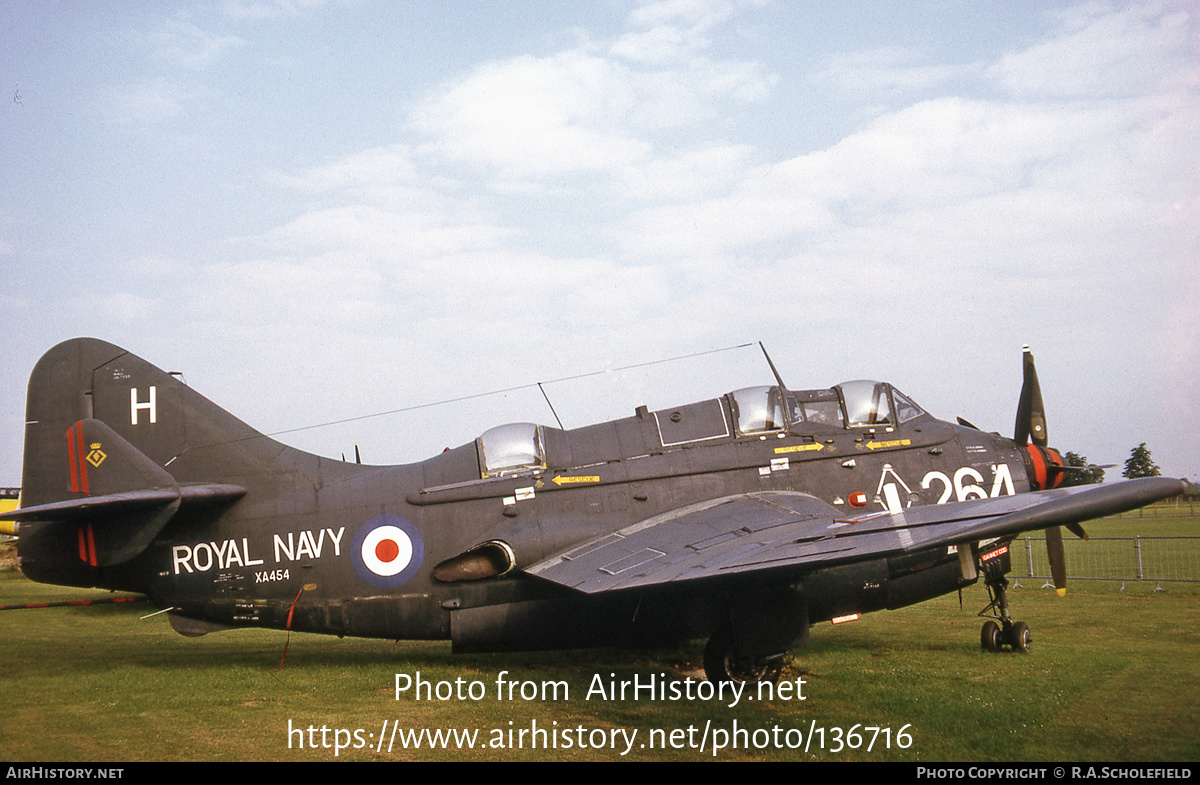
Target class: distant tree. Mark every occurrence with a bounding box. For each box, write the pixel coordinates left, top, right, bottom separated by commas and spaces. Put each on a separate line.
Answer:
1061, 451, 1104, 486
1122, 443, 1161, 479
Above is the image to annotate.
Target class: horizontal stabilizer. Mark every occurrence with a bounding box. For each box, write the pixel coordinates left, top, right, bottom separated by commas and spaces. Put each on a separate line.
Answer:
8, 484, 246, 523
8, 489, 182, 522
14, 419, 246, 566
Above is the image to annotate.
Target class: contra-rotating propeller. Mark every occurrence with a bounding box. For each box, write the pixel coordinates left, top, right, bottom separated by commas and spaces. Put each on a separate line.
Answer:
1012, 346, 1085, 597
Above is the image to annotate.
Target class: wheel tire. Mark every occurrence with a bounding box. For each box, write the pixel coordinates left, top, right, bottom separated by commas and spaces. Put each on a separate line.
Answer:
981, 620, 1001, 652
703, 626, 783, 686
1010, 621, 1032, 653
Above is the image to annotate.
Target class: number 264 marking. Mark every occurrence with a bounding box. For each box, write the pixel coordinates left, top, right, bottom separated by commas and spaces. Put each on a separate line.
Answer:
922, 464, 1015, 504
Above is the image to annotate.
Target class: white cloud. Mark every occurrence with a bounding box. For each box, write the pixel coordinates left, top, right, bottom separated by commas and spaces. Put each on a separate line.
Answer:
813, 46, 981, 102
989, 3, 1194, 98
196, 255, 385, 329
410, 8, 773, 182
107, 78, 207, 125
253, 198, 515, 262
615, 143, 755, 202
93, 292, 163, 325
126, 255, 191, 277
270, 145, 420, 194
614, 0, 762, 62
170, 0, 1196, 473
411, 50, 654, 179
150, 18, 246, 70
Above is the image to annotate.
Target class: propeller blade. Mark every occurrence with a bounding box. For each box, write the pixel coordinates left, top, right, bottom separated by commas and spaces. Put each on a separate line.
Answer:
1052, 463, 1116, 474
1045, 526, 1067, 597
1015, 346, 1048, 447
355, 444, 361, 465
1065, 522, 1089, 541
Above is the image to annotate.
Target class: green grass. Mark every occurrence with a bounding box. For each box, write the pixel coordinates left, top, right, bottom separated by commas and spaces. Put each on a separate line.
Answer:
2, 566, 1197, 763
1088, 508, 1199, 538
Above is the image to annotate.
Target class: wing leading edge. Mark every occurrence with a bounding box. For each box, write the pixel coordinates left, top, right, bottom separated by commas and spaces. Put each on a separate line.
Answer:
525, 477, 1187, 594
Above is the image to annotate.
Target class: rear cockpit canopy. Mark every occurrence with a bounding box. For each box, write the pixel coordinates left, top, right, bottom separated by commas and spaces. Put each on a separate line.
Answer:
727, 386, 786, 435
477, 422, 545, 478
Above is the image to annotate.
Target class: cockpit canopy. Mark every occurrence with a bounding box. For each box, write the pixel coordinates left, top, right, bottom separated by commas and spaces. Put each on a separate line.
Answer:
477, 422, 545, 477
834, 380, 925, 427
729, 381, 925, 435
837, 380, 892, 426
471, 380, 928, 478
785, 388, 845, 429
727, 386, 786, 434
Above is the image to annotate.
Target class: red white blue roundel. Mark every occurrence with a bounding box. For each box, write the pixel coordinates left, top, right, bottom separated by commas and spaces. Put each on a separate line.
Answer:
351, 515, 424, 588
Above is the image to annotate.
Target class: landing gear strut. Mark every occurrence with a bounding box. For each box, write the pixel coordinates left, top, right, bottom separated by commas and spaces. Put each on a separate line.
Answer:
978, 560, 1032, 653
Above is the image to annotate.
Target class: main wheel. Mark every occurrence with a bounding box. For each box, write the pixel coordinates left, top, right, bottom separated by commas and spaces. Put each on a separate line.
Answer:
1010, 621, 1032, 653
703, 626, 783, 685
980, 620, 1001, 652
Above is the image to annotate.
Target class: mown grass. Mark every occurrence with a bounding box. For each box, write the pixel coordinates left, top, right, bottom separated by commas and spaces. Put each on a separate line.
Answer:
2, 568, 1196, 763
1087, 507, 1199, 538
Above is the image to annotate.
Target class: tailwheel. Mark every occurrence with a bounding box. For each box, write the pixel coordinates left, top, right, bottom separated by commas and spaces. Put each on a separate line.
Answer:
703, 625, 783, 686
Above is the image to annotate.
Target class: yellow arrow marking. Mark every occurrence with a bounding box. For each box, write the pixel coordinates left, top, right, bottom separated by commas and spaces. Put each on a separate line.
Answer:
774, 444, 824, 455
866, 439, 911, 450
552, 475, 601, 486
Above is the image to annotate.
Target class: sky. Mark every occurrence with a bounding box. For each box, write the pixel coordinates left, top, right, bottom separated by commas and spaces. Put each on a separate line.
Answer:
1, 0, 1197, 487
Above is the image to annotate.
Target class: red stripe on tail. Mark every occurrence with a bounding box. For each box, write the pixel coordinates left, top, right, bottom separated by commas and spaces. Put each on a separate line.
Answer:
67, 424, 80, 493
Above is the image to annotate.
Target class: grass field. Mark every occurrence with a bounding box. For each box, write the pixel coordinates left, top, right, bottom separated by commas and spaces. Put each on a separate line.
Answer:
1, 514, 1197, 763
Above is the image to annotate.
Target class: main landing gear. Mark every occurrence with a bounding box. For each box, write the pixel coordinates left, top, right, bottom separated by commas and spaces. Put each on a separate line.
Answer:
978, 561, 1032, 654
703, 625, 784, 685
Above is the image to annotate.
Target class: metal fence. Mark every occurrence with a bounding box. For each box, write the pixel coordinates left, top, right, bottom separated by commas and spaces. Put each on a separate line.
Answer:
1115, 500, 1200, 518
1010, 535, 1200, 589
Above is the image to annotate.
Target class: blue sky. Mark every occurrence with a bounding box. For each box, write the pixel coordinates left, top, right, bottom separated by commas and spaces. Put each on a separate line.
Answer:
2, 0, 1197, 485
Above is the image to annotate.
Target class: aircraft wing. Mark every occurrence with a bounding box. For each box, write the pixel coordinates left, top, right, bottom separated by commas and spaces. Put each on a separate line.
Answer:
525, 477, 1186, 594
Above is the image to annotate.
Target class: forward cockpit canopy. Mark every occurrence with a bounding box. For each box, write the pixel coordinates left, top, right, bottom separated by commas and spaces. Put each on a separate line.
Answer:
835, 380, 925, 427
729, 381, 925, 434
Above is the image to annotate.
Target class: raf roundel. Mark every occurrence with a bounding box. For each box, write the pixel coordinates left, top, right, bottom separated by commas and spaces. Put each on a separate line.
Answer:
351, 515, 424, 588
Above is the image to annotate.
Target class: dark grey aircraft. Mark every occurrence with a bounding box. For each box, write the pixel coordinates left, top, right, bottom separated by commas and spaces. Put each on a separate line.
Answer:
9, 338, 1187, 683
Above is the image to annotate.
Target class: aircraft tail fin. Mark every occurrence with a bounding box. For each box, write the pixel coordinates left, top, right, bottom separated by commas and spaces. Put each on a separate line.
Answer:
17, 338, 278, 583
22, 338, 278, 507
